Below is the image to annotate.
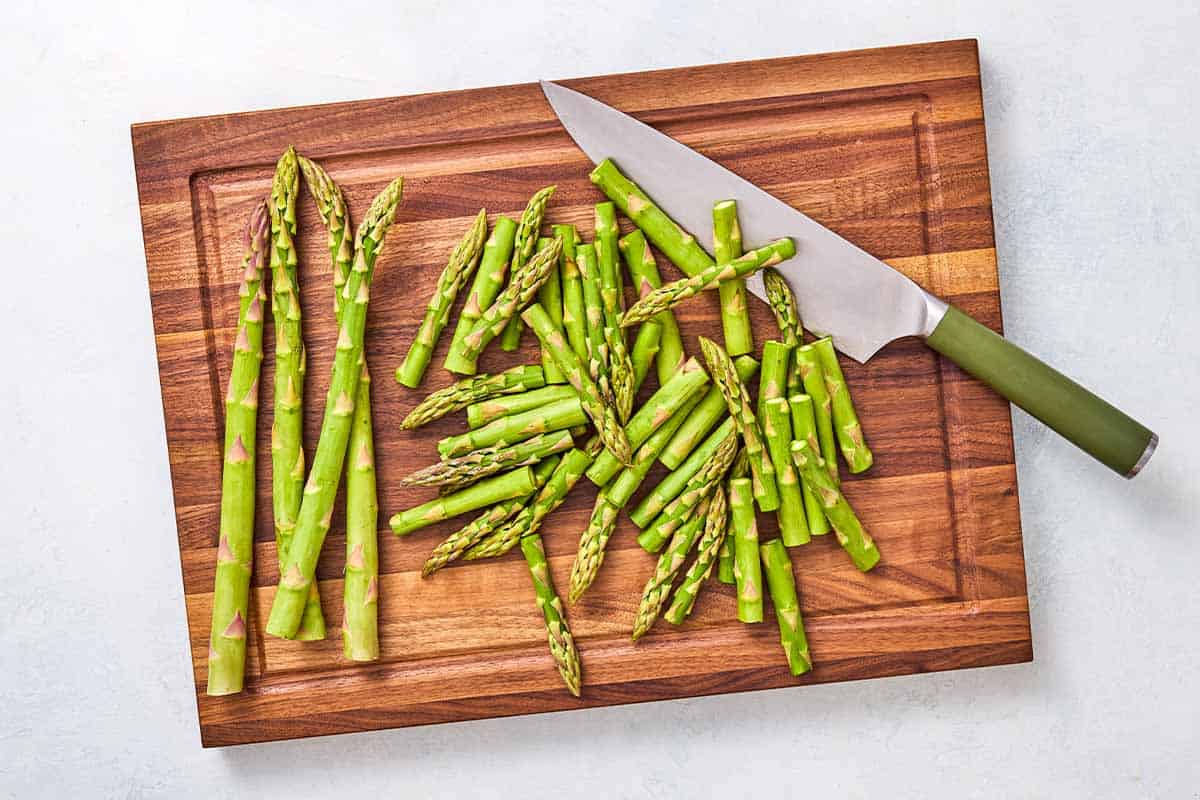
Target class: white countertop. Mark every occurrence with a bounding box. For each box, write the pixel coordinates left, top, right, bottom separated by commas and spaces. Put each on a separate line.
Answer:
3, 1, 1197, 796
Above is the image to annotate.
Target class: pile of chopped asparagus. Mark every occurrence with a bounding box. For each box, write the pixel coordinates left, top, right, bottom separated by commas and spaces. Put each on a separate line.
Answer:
393, 159, 879, 695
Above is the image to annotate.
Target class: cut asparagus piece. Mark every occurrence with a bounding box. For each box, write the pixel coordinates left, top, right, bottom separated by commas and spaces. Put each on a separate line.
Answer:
621, 239, 796, 328
466, 384, 577, 429
390, 467, 538, 536
402, 430, 574, 487
396, 209, 488, 387
568, 488, 621, 602
630, 320, 663, 391
554, 224, 588, 361
206, 200, 269, 696
790, 440, 880, 571
699, 337, 780, 512
266, 176, 403, 640
401, 365, 545, 430
630, 417, 736, 529
619, 230, 686, 383
761, 267, 804, 396
660, 355, 759, 470
664, 483, 728, 624
794, 344, 839, 483
637, 426, 737, 553
729, 477, 764, 623
757, 340, 792, 420
465, 450, 591, 559
812, 336, 873, 473
762, 397, 810, 546
788, 394, 831, 536
605, 390, 706, 509
760, 538, 812, 676
522, 303, 632, 465
575, 243, 612, 400
438, 396, 586, 459
343, 368, 379, 661
500, 186, 556, 351
521, 534, 582, 696
586, 357, 710, 487
712, 200, 753, 356
594, 203, 632, 419
716, 449, 748, 585
444, 216, 518, 374
535, 235, 567, 384
632, 497, 710, 641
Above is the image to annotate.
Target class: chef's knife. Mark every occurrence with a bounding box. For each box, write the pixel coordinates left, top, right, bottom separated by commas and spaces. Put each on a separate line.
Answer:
541, 80, 1157, 477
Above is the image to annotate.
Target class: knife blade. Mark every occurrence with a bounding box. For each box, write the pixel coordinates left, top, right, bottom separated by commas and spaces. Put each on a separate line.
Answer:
540, 79, 1157, 477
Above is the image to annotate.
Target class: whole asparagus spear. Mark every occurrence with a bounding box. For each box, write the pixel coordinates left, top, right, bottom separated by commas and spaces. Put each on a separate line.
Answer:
265, 176, 403, 640
500, 186, 556, 351
788, 394, 831, 536
457, 238, 562, 366
465, 450, 591, 559
297, 155, 352, 317
395, 209, 488, 388
421, 457, 558, 577
660, 355, 759, 470
699, 337, 780, 512
762, 267, 804, 397
390, 467, 538, 536
466, 384, 577, 429
812, 336, 873, 473
438, 395, 585, 459
206, 200, 269, 696
522, 303, 632, 465
632, 496, 711, 641
762, 397, 810, 546
621, 239, 796, 328
619, 230, 686, 383
568, 488, 621, 602
553, 224, 589, 361
712, 200, 753, 356
534, 236, 567, 384
400, 365, 545, 430
444, 216, 518, 374
521, 534, 582, 696
760, 538, 812, 676
790, 440, 881, 572
401, 430, 574, 487
729, 477, 764, 623
664, 483, 728, 624
343, 368, 379, 661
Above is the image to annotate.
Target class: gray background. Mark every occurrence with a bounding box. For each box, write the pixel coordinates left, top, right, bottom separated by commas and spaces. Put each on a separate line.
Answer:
3, 0, 1197, 797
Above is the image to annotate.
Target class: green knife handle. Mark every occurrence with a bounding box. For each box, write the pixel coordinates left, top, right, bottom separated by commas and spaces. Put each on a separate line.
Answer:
926, 306, 1156, 477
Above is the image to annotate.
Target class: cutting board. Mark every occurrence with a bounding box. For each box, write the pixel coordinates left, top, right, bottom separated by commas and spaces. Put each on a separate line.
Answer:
132, 38, 1031, 747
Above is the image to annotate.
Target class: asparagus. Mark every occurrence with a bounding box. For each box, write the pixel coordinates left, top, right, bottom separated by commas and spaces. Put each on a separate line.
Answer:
401, 430, 574, 487
631, 417, 736, 529
729, 477, 763, 623
521, 534, 582, 696
466, 384, 577, 429
757, 340, 792, 419
568, 488, 621, 602
465, 450, 591, 559
438, 396, 585, 459
630, 320, 662, 390
575, 243, 611, 399
788, 394, 831, 536
712, 200, 753, 356
698, 337, 780, 512
794, 344, 840, 482
637, 425, 737, 553
586, 357, 710, 487
761, 267, 804, 396
554, 224, 588, 361
389, 467, 538, 536
265, 175, 403, 640
401, 365, 545, 430
762, 398, 810, 546
594, 202, 623, 332
444, 216, 518, 374
297, 155, 352, 317
396, 209, 488, 388
716, 449, 748, 585
607, 325, 636, 423
660, 355, 759, 470
619, 230, 686, 383
812, 336, 873, 473
664, 483, 728, 624
605, 390, 706, 509
206, 200, 269, 696
421, 458, 558, 577
500, 186, 556, 351
760, 538, 812, 676
343, 368, 379, 661
457, 238, 562, 367
535, 235, 567, 384
522, 303, 632, 465
632, 497, 710, 641
621, 239, 796, 328
590, 158, 712, 277
790, 440, 880, 571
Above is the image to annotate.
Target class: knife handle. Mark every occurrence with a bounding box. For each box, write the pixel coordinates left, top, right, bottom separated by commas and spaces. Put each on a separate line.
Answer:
926, 305, 1156, 477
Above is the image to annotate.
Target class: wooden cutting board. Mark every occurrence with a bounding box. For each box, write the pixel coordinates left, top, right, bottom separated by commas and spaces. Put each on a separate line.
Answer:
132, 38, 1031, 747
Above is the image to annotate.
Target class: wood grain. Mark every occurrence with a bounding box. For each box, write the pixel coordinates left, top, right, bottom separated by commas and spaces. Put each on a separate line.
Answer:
131, 38, 1031, 747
